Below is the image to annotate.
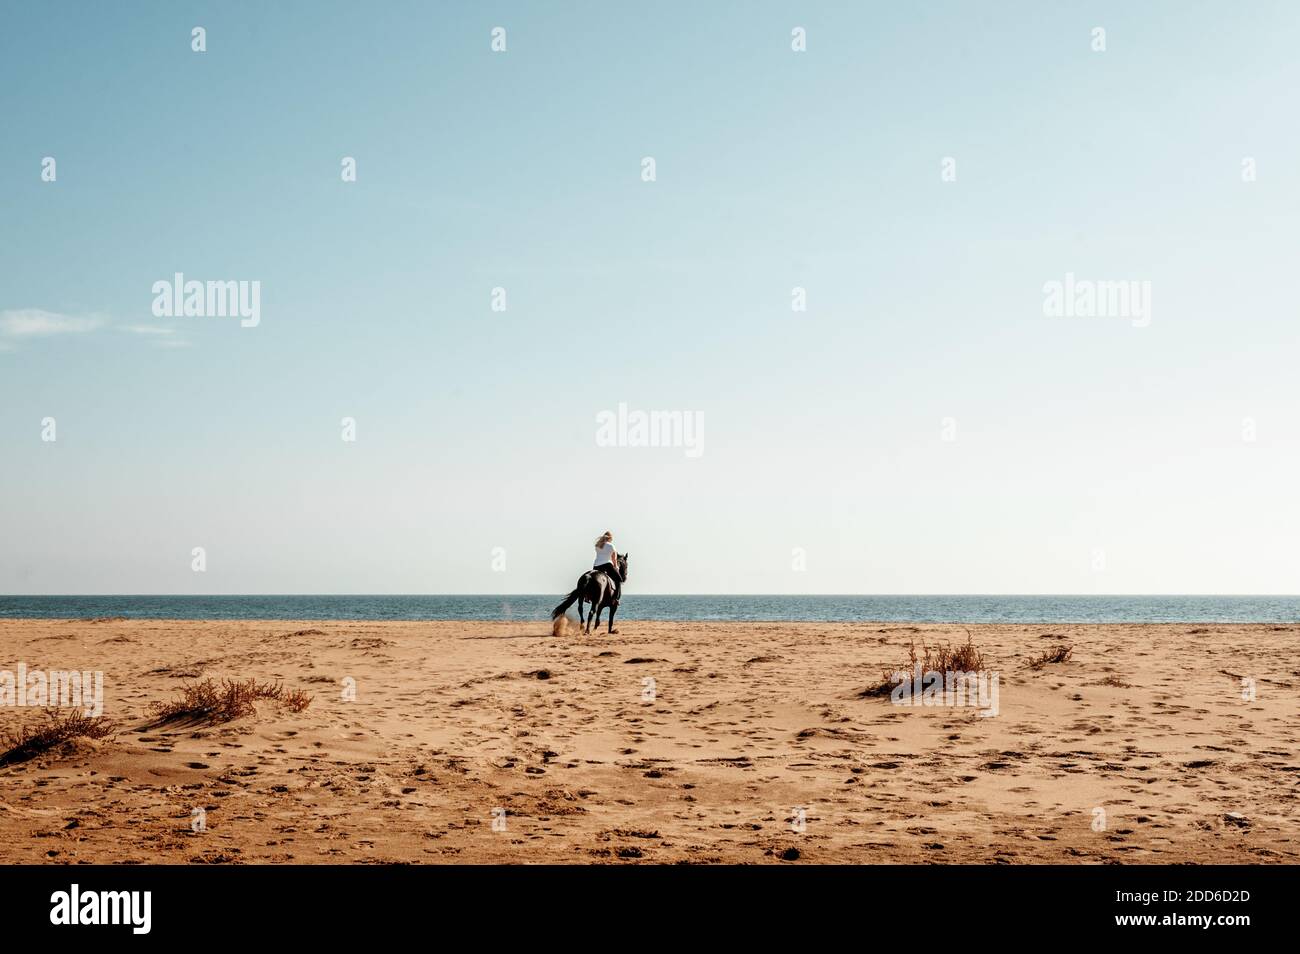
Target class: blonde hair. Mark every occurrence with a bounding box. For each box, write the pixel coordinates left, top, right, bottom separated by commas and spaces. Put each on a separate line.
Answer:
595, 531, 613, 549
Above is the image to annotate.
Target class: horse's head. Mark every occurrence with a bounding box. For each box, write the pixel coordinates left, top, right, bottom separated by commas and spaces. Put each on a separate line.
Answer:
618, 553, 628, 581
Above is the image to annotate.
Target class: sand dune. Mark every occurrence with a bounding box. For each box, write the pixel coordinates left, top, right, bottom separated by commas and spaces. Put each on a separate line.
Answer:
0, 618, 1295, 863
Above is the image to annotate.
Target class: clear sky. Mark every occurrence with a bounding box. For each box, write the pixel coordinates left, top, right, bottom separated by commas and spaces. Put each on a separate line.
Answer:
2, 1, 1298, 595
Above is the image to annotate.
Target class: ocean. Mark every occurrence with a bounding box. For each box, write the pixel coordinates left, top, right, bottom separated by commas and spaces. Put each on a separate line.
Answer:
1, 594, 1298, 624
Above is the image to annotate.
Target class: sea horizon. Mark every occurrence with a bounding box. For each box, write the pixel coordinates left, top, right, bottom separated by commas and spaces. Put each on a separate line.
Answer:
4, 593, 1299, 624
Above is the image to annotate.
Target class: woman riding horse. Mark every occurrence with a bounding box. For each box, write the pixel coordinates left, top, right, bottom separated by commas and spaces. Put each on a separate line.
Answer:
551, 531, 629, 634
592, 530, 623, 602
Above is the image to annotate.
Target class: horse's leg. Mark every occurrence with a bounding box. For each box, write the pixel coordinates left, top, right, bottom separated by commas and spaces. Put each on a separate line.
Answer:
607, 602, 618, 635
577, 595, 585, 628
595, 579, 608, 631
590, 582, 607, 634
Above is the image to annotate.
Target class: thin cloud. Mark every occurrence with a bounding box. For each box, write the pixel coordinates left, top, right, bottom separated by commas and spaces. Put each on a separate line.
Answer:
0, 308, 106, 338
122, 324, 192, 348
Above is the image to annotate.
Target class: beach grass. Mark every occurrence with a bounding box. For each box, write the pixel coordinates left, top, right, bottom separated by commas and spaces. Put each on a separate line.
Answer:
149, 678, 311, 725
0, 711, 116, 766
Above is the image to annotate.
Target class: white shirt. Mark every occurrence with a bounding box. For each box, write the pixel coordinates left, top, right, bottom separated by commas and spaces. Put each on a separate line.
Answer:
594, 542, 616, 567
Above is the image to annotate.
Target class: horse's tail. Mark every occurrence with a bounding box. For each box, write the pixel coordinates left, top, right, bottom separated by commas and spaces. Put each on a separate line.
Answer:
551, 585, 582, 620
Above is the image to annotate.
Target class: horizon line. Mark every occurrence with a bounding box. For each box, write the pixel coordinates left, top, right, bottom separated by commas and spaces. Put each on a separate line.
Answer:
4, 594, 1299, 600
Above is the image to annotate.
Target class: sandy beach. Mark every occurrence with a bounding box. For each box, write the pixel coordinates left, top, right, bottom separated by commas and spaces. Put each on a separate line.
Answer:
1, 618, 1296, 864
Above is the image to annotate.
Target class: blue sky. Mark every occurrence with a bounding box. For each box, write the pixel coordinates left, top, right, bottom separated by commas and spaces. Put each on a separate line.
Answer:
2, 1, 1298, 595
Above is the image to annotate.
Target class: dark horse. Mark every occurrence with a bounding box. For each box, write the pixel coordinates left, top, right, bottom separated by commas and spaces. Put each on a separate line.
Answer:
551, 554, 628, 635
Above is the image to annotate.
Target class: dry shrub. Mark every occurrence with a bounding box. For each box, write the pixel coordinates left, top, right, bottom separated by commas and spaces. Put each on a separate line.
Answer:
150, 678, 312, 725
860, 634, 988, 698
282, 689, 312, 713
1027, 645, 1074, 670
0, 711, 116, 766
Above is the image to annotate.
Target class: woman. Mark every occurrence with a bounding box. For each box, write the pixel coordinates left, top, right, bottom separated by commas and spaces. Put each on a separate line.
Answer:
593, 530, 622, 601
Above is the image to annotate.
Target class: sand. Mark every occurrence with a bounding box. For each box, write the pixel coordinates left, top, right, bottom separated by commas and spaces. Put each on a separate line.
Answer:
0, 617, 1296, 864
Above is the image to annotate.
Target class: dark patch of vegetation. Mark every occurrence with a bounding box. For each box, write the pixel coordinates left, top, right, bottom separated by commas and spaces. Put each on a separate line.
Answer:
149, 678, 311, 725
860, 636, 989, 698
0, 711, 116, 766
1027, 645, 1074, 670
